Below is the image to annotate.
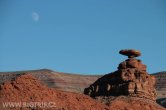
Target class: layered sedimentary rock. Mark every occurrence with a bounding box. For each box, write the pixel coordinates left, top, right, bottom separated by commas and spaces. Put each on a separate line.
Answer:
84, 49, 157, 101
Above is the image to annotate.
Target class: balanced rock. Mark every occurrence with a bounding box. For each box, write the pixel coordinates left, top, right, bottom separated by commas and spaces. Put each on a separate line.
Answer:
84, 49, 157, 101
119, 49, 141, 58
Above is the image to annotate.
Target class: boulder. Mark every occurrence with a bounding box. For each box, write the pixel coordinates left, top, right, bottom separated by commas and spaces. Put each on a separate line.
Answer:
119, 49, 141, 58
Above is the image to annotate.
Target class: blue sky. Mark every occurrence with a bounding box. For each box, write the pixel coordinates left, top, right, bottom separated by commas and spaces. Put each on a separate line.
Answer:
0, 0, 166, 74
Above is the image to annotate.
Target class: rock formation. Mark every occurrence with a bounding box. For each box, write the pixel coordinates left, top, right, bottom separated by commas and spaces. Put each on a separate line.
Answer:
84, 49, 157, 101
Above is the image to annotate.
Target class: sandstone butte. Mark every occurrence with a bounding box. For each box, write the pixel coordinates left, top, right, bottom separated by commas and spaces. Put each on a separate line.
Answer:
0, 49, 165, 110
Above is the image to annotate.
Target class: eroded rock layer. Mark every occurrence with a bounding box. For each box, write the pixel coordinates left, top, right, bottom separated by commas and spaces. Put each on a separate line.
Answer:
84, 49, 157, 101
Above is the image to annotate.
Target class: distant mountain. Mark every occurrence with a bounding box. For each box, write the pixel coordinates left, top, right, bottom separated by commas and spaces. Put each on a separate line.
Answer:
153, 71, 166, 90
153, 71, 166, 98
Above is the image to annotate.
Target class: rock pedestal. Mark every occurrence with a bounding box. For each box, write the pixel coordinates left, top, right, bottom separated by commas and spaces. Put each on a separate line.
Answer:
84, 49, 157, 101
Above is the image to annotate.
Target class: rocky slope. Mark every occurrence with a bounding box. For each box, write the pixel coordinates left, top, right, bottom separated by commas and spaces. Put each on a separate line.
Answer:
0, 74, 109, 110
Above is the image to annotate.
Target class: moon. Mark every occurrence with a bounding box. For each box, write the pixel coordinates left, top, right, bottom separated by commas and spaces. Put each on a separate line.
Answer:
32, 12, 39, 22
